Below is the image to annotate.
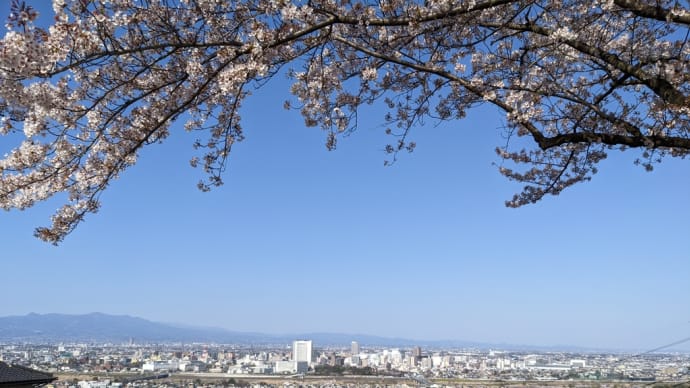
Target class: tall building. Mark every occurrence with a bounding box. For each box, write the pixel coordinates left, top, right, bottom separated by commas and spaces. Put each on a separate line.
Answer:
351, 341, 360, 356
292, 340, 313, 364
350, 341, 361, 367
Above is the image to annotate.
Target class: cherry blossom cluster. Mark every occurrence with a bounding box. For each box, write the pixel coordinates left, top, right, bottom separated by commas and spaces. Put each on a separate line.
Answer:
1, 0, 688, 242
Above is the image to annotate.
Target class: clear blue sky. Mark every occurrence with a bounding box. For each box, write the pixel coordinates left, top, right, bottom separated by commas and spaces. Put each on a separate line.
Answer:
1, 3, 689, 352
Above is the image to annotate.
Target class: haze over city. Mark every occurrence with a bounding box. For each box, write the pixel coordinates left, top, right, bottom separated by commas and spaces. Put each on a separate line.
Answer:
1, 1, 689, 355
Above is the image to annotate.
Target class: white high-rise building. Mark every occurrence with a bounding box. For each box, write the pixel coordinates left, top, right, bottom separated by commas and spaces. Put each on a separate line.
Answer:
351, 341, 360, 356
292, 340, 313, 364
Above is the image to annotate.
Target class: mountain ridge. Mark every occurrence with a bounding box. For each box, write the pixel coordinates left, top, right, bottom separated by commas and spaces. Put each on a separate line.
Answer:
0, 312, 644, 352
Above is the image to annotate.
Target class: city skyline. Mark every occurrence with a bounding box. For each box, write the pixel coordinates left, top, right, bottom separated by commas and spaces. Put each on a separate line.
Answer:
5, 339, 689, 386
0, 2, 689, 353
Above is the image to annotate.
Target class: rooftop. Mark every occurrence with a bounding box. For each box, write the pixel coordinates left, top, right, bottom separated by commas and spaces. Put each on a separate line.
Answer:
0, 362, 56, 386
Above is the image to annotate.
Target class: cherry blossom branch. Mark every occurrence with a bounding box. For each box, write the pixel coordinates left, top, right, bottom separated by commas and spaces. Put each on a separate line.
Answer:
613, 0, 690, 25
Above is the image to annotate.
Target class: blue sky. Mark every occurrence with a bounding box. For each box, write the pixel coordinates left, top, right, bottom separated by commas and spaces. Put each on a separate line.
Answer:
1, 2, 689, 351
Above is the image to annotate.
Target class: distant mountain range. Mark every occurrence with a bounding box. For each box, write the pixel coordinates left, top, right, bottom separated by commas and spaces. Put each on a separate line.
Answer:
1, 313, 679, 353
0, 312, 498, 348
0, 313, 264, 344
0, 313, 475, 347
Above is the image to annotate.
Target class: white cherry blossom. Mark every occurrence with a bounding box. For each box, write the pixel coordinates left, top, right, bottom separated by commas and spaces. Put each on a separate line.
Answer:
1, 0, 689, 243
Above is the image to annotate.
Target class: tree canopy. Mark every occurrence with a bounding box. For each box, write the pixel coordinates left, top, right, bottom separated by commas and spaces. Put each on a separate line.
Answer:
1, 0, 689, 243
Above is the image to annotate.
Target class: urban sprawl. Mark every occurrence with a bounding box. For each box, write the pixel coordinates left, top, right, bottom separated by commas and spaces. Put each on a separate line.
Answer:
1, 340, 689, 387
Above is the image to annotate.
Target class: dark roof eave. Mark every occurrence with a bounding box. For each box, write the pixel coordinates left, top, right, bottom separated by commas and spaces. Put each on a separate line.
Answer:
0, 376, 57, 385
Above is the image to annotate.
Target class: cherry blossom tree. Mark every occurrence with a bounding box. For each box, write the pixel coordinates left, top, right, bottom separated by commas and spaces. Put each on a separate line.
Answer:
1, 0, 689, 243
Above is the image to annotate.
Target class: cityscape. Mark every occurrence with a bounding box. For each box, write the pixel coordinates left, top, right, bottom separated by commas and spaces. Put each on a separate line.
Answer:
1, 339, 689, 387
1, 1, 689, 388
